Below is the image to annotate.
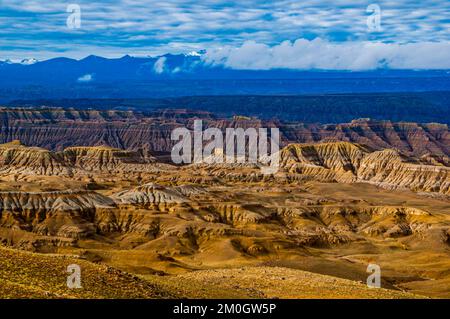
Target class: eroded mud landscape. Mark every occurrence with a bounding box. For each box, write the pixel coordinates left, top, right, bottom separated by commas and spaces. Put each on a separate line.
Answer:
0, 108, 449, 298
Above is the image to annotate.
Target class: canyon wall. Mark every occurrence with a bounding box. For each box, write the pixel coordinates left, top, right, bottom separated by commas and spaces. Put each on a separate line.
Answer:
0, 108, 449, 159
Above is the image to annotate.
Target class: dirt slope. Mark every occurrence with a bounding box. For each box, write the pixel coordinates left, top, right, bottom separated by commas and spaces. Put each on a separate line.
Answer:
145, 266, 423, 299
0, 246, 172, 298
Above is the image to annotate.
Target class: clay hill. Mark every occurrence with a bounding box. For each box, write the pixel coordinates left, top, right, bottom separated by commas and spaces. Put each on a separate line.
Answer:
0, 136, 449, 298
280, 142, 449, 195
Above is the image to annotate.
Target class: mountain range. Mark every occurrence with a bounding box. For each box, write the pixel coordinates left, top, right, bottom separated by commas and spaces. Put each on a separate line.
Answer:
2, 52, 449, 83
1, 53, 449, 98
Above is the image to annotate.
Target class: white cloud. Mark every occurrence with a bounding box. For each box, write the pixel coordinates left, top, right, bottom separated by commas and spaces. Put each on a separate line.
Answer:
153, 56, 167, 73
77, 73, 94, 82
203, 38, 450, 70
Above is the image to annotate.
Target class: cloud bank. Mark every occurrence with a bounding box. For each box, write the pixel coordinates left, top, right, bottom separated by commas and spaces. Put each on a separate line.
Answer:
203, 39, 450, 70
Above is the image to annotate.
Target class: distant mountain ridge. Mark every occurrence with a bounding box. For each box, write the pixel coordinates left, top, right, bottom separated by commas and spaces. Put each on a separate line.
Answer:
1, 53, 449, 105
1, 53, 449, 85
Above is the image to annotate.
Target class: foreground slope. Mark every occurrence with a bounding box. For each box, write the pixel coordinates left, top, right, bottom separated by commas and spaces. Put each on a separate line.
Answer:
0, 244, 421, 299
146, 267, 422, 299
0, 246, 171, 298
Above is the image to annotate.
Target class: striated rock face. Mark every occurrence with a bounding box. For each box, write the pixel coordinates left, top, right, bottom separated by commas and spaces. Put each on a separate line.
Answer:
0, 108, 139, 123
0, 140, 155, 175
0, 108, 448, 158
280, 142, 368, 183
0, 190, 114, 211
0, 140, 69, 175
207, 204, 274, 225
276, 205, 437, 246
0, 190, 114, 239
358, 149, 449, 194
63, 146, 154, 170
113, 183, 187, 206
280, 142, 450, 194
0, 140, 448, 195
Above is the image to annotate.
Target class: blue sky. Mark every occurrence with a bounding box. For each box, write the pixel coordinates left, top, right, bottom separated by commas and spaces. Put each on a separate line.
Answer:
0, 0, 449, 69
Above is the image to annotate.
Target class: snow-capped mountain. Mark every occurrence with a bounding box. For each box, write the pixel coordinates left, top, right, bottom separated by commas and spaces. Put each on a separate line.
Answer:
184, 50, 206, 57
1, 59, 15, 64
1, 58, 38, 65
20, 58, 38, 65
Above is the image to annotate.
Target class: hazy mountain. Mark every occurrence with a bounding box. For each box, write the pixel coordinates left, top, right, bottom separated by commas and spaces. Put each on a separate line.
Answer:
1, 53, 449, 84
0, 53, 449, 102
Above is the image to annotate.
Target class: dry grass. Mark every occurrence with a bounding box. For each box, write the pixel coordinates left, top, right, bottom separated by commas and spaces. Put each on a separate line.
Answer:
0, 246, 172, 299
143, 266, 424, 299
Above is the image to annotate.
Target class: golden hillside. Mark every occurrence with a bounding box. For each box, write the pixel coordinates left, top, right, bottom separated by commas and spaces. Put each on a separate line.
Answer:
0, 246, 171, 298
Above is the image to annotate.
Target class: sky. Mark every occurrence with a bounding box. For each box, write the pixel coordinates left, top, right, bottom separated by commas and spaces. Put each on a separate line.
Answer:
0, 0, 449, 69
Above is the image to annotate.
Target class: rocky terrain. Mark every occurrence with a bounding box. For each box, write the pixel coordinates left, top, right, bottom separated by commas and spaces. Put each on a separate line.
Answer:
0, 108, 448, 159
280, 142, 449, 194
0, 109, 449, 299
